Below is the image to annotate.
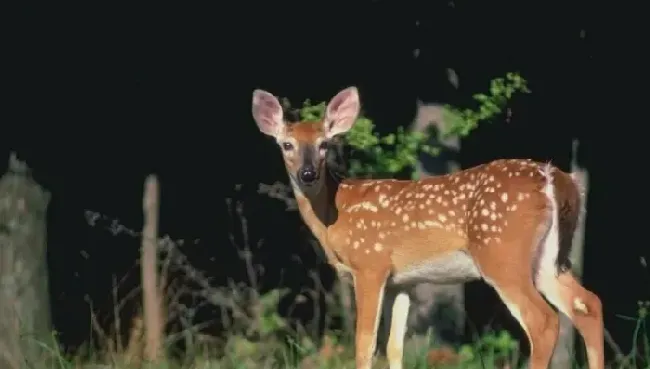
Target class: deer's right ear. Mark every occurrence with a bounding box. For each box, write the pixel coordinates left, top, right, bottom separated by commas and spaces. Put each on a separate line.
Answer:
252, 89, 284, 138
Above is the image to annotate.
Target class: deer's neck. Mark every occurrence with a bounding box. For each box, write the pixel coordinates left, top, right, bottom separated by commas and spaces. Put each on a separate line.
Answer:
291, 170, 340, 263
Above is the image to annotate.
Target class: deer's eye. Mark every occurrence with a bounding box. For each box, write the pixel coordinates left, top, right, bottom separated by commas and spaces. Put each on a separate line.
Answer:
282, 142, 294, 151
318, 141, 329, 151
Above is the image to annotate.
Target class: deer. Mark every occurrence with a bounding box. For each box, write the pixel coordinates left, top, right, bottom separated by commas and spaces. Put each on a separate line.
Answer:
251, 86, 604, 369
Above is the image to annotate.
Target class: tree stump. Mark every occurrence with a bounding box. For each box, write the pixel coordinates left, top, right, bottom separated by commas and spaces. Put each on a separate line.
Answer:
0, 153, 51, 369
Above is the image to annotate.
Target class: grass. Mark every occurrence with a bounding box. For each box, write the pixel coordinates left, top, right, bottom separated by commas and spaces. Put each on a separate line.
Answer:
13, 295, 650, 369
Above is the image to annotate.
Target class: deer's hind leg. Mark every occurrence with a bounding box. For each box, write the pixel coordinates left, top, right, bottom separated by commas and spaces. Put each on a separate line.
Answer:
536, 269, 604, 369
472, 241, 560, 369
467, 182, 561, 369
532, 203, 604, 365
470, 237, 560, 369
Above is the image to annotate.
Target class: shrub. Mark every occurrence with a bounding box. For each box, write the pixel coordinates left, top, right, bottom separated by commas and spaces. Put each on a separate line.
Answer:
289, 72, 530, 179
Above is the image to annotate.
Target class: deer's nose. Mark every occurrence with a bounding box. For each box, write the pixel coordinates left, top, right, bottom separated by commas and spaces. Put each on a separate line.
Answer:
298, 165, 318, 185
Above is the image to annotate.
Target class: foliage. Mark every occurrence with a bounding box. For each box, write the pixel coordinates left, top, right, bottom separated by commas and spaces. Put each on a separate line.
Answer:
293, 72, 530, 179
19, 302, 650, 368
442, 73, 530, 138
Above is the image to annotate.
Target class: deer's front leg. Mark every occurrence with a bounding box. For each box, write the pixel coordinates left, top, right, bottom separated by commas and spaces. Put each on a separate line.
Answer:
353, 269, 389, 369
386, 292, 410, 369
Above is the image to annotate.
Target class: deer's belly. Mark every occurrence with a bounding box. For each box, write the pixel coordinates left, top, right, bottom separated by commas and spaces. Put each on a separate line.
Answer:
389, 250, 481, 286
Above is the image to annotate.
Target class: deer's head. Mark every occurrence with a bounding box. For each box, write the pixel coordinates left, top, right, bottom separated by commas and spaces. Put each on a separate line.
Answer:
251, 87, 361, 195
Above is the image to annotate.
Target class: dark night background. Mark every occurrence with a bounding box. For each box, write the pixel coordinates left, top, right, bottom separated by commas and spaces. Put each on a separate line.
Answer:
4, 0, 647, 363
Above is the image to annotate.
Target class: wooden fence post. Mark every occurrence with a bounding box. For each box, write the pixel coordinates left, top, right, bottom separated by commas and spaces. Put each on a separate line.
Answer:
0, 153, 51, 369
142, 174, 163, 362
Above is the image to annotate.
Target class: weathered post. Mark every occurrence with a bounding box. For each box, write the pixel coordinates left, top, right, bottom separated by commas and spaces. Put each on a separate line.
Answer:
550, 140, 588, 368
0, 153, 51, 369
142, 174, 163, 362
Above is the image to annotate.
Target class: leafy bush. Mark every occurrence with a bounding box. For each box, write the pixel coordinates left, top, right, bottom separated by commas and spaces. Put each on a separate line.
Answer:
291, 72, 530, 179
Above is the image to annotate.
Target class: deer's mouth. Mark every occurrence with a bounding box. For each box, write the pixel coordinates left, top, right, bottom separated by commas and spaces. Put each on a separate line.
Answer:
288, 172, 320, 189
298, 174, 320, 187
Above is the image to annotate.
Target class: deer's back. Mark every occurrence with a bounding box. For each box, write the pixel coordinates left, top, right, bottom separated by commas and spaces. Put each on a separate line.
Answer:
327, 159, 578, 274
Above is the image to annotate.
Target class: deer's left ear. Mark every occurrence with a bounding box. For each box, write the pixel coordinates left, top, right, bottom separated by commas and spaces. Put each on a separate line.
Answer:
324, 87, 360, 138
252, 89, 285, 138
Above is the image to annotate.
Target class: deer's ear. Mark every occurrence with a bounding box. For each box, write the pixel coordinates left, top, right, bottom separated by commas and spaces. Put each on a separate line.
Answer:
324, 86, 360, 138
252, 89, 284, 138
